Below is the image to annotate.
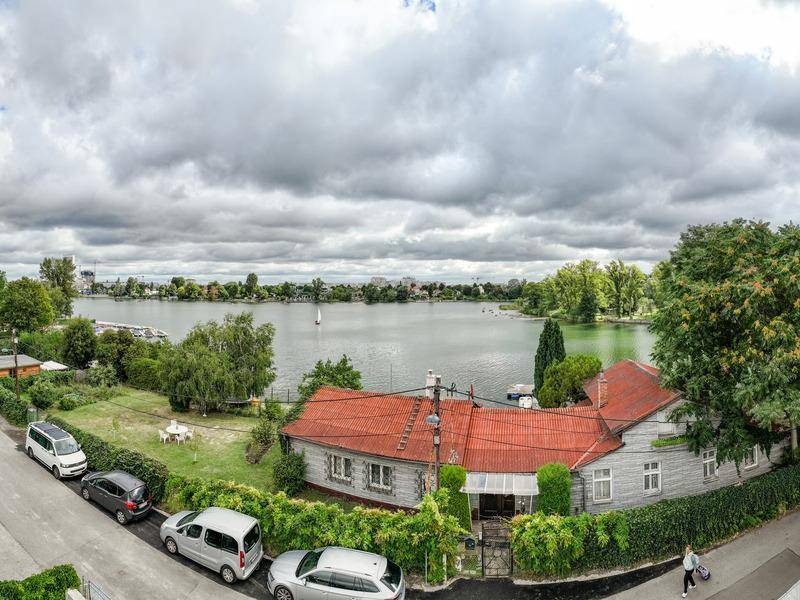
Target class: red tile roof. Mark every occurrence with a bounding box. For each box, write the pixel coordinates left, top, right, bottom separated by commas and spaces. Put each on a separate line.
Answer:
583, 359, 681, 433
282, 361, 679, 474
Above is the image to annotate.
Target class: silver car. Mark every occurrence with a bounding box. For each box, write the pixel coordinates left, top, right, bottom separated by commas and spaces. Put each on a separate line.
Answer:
267, 546, 405, 600
160, 507, 263, 584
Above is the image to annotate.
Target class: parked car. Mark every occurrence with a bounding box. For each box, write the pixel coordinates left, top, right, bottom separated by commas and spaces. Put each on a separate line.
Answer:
80, 470, 152, 525
267, 546, 405, 600
25, 421, 87, 479
160, 507, 263, 584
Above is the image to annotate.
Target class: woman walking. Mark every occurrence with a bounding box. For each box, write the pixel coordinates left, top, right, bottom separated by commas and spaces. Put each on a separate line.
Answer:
682, 544, 699, 597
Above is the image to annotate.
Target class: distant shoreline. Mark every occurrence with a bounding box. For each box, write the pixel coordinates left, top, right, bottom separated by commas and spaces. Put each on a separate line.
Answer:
77, 295, 503, 306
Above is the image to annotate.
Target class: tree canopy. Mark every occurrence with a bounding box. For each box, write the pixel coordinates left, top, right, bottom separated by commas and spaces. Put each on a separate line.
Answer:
651, 220, 800, 464
604, 259, 646, 318
297, 354, 362, 401
0, 277, 55, 332
534, 318, 565, 393
62, 318, 97, 369
538, 354, 602, 408
39, 257, 77, 317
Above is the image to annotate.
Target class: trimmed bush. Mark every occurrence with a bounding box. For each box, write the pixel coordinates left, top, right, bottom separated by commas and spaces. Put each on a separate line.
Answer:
28, 380, 59, 410
163, 475, 465, 583
0, 386, 29, 426
0, 564, 80, 600
536, 462, 572, 516
86, 364, 118, 387
439, 464, 472, 530
126, 358, 161, 391
47, 416, 169, 502
273, 449, 306, 496
58, 395, 78, 411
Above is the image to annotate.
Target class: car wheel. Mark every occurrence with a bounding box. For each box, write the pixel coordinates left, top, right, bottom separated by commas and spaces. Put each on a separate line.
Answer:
52, 465, 61, 479
81, 487, 91, 501
165, 537, 178, 555
26, 447, 34, 459
115, 510, 128, 525
221, 565, 236, 584
274, 586, 293, 600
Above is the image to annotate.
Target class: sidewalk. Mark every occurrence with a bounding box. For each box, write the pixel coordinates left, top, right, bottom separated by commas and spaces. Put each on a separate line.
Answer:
608, 509, 800, 600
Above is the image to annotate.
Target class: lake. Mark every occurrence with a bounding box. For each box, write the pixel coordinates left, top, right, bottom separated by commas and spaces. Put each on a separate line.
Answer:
73, 298, 656, 403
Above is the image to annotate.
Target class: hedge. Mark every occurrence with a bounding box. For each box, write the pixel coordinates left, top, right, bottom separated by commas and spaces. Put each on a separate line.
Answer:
0, 564, 80, 600
47, 416, 169, 502
439, 465, 472, 531
0, 386, 30, 426
164, 474, 466, 583
536, 462, 572, 516
126, 358, 161, 391
511, 461, 800, 576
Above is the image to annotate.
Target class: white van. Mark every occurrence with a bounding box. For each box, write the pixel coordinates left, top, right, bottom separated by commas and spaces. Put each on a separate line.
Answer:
26, 422, 88, 479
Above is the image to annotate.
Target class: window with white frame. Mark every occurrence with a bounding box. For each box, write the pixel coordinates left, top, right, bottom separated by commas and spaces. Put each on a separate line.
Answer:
702, 449, 717, 479
328, 454, 352, 482
593, 468, 612, 502
643, 461, 661, 494
743, 446, 758, 469
369, 463, 392, 490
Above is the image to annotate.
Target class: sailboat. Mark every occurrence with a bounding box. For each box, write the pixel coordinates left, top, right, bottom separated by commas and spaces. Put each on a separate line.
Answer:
315, 307, 321, 325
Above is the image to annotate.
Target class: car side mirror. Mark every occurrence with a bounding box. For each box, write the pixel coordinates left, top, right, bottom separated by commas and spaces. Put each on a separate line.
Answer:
48, 448, 55, 455
301, 578, 307, 586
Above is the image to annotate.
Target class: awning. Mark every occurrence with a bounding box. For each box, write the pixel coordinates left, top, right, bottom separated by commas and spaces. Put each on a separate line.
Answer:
461, 472, 538, 496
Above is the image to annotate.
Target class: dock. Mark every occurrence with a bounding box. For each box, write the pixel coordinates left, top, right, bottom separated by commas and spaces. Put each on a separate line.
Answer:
507, 384, 535, 399
94, 321, 169, 339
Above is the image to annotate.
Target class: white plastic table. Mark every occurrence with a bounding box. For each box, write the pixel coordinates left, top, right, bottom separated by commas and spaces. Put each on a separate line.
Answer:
166, 424, 188, 441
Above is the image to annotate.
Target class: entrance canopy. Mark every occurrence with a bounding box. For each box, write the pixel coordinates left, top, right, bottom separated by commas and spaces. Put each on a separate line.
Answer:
461, 472, 538, 496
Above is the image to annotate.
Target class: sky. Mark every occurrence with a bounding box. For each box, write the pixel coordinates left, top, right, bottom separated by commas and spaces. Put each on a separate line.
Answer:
1, 0, 799, 284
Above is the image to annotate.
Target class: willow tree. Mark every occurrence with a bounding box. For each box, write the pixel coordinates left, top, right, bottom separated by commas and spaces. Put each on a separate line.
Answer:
651, 220, 800, 464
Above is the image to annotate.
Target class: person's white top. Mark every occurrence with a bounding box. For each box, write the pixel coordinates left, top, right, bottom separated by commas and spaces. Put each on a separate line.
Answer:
166, 424, 188, 436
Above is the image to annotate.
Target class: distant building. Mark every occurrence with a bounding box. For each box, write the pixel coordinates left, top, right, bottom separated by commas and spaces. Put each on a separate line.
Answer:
0, 354, 42, 379
370, 277, 388, 288
400, 277, 416, 287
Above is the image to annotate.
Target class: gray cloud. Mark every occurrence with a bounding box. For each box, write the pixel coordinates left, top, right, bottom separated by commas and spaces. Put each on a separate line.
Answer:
0, 0, 799, 281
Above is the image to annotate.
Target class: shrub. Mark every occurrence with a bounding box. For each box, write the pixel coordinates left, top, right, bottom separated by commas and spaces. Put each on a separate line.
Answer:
86, 364, 118, 388
61, 317, 97, 369
439, 465, 472, 530
126, 358, 161, 391
251, 417, 277, 449
46, 416, 169, 502
35, 370, 76, 386
0, 564, 80, 600
0, 386, 29, 426
538, 354, 601, 408
163, 475, 464, 583
58, 395, 78, 411
28, 380, 59, 410
262, 400, 284, 422
273, 449, 306, 496
536, 462, 572, 516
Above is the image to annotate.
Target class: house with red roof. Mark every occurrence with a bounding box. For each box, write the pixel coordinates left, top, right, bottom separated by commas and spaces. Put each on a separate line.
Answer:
281, 360, 787, 518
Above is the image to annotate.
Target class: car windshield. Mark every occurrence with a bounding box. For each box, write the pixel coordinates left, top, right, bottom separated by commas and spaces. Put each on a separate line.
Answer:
177, 511, 199, 527
129, 485, 149, 502
243, 523, 260, 553
296, 550, 322, 577
381, 560, 402, 592
54, 438, 80, 456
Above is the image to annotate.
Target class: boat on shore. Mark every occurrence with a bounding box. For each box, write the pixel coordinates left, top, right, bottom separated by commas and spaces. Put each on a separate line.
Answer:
93, 320, 169, 339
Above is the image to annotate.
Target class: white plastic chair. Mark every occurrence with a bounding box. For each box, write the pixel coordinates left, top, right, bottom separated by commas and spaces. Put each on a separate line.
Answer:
185, 429, 194, 441
159, 430, 169, 444
175, 431, 186, 445
170, 419, 177, 429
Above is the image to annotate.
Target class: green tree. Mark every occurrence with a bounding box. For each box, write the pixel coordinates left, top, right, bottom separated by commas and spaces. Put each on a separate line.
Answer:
244, 273, 259, 298
125, 276, 138, 297
577, 290, 600, 322
29, 379, 59, 410
96, 329, 135, 379
159, 343, 237, 412
224, 281, 240, 299
62, 318, 96, 368
439, 465, 471, 530
534, 318, 565, 393
18, 330, 64, 362
552, 260, 607, 317
0, 277, 55, 332
537, 354, 602, 408
297, 355, 362, 401
651, 220, 800, 464
273, 450, 306, 496
170, 276, 186, 289
46, 286, 73, 318
39, 257, 77, 298
0, 270, 6, 297
535, 462, 572, 516
310, 278, 325, 302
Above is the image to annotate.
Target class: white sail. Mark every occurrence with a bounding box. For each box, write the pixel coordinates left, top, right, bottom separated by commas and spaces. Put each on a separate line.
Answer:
316, 308, 322, 323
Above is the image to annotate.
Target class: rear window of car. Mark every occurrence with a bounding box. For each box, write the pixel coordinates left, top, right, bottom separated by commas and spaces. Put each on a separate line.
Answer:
243, 523, 260, 553
177, 511, 199, 527
221, 534, 238, 555
381, 560, 402, 592
297, 550, 322, 577
129, 486, 149, 502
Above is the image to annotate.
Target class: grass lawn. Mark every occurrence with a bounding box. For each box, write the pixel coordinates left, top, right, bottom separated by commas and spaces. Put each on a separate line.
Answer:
50, 386, 279, 491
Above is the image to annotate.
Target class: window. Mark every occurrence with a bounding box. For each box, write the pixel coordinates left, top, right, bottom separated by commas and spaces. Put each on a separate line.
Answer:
381, 560, 402, 592
186, 524, 202, 539
369, 464, 392, 490
329, 455, 352, 482
744, 446, 758, 469
356, 577, 380, 593
177, 511, 199, 527
95, 479, 111, 493
643, 462, 661, 494
243, 524, 260, 553
221, 534, 238, 555
593, 468, 612, 502
204, 529, 223, 549
306, 571, 332, 586
703, 449, 717, 479
331, 573, 358, 591
297, 550, 322, 577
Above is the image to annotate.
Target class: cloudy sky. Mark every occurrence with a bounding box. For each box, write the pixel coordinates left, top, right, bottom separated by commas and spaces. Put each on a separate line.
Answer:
1, 0, 799, 283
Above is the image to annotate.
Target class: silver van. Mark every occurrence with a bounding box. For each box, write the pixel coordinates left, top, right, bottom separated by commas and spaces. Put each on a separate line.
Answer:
160, 507, 263, 584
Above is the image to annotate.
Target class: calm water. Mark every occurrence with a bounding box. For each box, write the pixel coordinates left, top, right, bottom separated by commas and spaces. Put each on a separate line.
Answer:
73, 298, 655, 403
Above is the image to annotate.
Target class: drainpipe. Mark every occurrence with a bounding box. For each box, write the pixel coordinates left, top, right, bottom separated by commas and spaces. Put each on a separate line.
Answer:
577, 472, 587, 513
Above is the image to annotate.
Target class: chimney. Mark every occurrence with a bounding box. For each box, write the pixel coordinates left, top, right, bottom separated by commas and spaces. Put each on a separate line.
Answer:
425, 369, 437, 400
597, 370, 608, 408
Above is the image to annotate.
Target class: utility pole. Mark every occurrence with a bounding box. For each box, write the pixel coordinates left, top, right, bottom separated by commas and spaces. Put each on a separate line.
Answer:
432, 375, 441, 491
11, 328, 20, 404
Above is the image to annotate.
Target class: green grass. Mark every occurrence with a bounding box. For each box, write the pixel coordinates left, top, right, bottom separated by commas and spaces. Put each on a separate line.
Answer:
50, 386, 279, 491
651, 434, 688, 448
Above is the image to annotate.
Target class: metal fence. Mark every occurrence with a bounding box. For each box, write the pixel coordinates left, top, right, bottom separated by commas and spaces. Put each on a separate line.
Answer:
81, 578, 113, 600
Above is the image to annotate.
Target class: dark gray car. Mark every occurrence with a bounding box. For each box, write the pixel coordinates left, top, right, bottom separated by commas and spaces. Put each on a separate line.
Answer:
80, 470, 152, 525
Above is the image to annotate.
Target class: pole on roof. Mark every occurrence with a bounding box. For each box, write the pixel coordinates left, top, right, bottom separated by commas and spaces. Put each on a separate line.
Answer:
12, 328, 20, 404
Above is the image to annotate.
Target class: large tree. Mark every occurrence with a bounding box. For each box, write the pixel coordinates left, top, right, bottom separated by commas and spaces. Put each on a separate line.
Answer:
551, 259, 608, 317
297, 354, 362, 401
605, 259, 646, 318
62, 318, 97, 369
534, 318, 566, 393
39, 257, 77, 317
244, 273, 259, 298
310, 278, 325, 303
0, 277, 55, 332
538, 354, 602, 408
651, 220, 800, 465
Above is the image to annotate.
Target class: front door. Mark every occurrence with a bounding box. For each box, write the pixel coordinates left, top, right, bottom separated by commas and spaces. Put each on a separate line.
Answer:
180, 524, 203, 562
479, 494, 516, 519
